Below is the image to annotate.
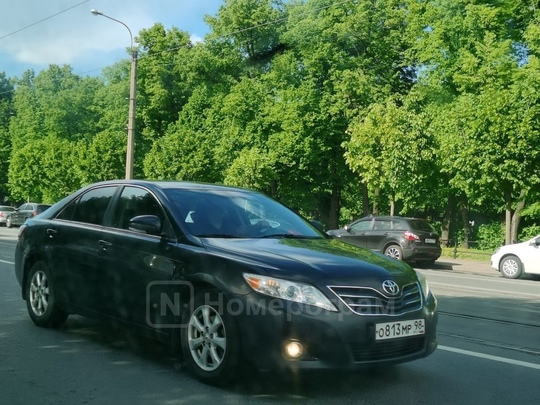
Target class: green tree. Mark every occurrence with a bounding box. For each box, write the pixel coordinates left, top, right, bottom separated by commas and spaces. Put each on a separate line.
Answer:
0, 73, 14, 201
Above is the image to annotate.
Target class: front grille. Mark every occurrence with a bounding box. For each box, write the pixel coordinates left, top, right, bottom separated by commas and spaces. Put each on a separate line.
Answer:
349, 336, 426, 362
328, 283, 422, 316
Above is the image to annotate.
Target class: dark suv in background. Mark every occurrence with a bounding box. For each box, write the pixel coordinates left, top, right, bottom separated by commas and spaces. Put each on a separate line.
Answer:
327, 216, 441, 265
6, 203, 51, 228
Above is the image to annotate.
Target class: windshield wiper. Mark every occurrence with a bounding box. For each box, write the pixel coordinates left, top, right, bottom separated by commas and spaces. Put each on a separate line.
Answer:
258, 234, 321, 239
196, 234, 238, 238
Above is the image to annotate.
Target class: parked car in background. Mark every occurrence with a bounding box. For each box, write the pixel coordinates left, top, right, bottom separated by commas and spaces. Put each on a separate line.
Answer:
6, 203, 51, 228
490, 235, 540, 279
327, 215, 442, 265
0, 205, 16, 226
14, 180, 437, 385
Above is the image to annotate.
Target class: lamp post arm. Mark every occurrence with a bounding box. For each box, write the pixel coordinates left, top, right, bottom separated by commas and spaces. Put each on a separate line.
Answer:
91, 9, 137, 179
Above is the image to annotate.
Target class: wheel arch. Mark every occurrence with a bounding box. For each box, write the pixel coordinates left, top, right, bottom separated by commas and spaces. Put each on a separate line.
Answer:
20, 252, 47, 300
497, 253, 522, 271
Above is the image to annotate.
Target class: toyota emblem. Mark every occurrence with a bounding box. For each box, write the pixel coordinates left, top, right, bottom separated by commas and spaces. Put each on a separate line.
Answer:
382, 280, 400, 296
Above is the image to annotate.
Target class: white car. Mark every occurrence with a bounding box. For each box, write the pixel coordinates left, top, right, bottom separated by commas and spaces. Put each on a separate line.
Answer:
490, 235, 540, 279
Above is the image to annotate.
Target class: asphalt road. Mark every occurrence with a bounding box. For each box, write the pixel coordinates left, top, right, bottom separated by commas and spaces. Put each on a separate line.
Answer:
0, 226, 539, 404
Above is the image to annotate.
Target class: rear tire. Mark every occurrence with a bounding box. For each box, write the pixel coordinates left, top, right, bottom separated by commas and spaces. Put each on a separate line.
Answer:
500, 255, 523, 279
25, 261, 68, 327
181, 290, 241, 386
6, 217, 12, 228
384, 244, 403, 261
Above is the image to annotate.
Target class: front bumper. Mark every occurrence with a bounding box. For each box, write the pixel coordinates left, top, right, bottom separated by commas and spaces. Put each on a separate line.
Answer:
233, 291, 438, 371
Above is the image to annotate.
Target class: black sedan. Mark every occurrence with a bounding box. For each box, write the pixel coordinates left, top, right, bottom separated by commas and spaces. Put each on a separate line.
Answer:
14, 180, 437, 385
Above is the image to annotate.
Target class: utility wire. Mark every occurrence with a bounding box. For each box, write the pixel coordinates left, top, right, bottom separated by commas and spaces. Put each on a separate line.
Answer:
0, 0, 352, 96
0, 0, 89, 41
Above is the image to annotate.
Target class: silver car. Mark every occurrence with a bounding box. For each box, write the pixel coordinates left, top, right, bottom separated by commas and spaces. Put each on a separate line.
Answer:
0, 205, 16, 226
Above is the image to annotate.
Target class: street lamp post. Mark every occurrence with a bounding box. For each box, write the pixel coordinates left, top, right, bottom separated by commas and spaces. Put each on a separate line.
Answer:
91, 9, 137, 180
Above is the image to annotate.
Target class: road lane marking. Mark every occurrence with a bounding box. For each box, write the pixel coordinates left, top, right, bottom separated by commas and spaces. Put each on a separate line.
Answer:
0, 260, 14, 265
428, 282, 540, 298
439, 345, 540, 370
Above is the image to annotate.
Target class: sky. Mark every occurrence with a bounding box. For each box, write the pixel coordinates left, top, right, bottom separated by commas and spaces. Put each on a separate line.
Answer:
0, 0, 224, 79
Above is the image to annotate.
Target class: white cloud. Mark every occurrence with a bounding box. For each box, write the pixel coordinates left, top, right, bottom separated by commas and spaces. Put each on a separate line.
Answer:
0, 0, 222, 76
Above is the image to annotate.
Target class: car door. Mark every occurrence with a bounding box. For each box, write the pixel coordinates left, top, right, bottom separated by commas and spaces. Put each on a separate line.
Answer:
364, 218, 392, 252
338, 218, 373, 248
98, 185, 189, 330
13, 203, 27, 224
45, 186, 118, 312
520, 236, 540, 274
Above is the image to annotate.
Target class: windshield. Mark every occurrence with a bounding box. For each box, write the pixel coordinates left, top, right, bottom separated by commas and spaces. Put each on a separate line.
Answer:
164, 188, 322, 239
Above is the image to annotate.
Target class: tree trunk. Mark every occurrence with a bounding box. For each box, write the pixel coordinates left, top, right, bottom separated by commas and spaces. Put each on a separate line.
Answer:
511, 189, 527, 243
327, 185, 340, 230
504, 187, 512, 245
362, 182, 370, 216
372, 187, 380, 216
441, 192, 456, 247
460, 194, 470, 249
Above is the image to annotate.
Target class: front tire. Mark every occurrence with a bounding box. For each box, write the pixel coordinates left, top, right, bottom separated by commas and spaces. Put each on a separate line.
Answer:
181, 290, 241, 386
25, 261, 68, 327
384, 244, 403, 261
500, 255, 523, 279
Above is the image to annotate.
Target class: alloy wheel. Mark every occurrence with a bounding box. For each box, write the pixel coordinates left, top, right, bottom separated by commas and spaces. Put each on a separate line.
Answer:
187, 305, 227, 371
29, 270, 49, 316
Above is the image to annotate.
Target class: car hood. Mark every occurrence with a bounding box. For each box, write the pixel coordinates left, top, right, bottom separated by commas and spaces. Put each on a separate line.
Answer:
200, 237, 417, 285
496, 237, 537, 254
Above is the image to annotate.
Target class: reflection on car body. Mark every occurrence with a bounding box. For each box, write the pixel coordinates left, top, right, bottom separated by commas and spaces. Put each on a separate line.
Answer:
14, 180, 438, 385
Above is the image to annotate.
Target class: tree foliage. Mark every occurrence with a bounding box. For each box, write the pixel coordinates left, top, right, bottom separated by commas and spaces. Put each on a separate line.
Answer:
2, 0, 540, 242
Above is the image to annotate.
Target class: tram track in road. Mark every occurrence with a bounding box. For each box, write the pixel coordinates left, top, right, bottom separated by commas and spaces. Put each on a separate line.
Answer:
439, 310, 540, 329
438, 329, 540, 357
438, 310, 540, 358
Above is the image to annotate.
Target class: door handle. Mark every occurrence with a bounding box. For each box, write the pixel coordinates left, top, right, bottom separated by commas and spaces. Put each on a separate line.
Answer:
98, 240, 112, 250
46, 228, 57, 238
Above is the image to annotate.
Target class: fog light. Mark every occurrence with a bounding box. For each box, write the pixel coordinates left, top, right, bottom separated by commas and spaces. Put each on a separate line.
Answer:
284, 340, 303, 358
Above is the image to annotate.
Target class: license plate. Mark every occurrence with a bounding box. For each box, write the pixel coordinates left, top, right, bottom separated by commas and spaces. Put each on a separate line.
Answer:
375, 319, 425, 340
425, 238, 436, 244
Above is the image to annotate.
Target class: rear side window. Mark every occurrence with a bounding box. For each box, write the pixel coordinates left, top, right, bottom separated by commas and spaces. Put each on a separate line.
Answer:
37, 205, 51, 212
408, 220, 435, 232
57, 187, 117, 225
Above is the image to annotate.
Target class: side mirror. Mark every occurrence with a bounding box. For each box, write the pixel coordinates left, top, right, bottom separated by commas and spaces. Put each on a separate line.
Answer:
129, 215, 162, 235
532, 238, 540, 246
310, 220, 325, 233
344, 225, 350, 232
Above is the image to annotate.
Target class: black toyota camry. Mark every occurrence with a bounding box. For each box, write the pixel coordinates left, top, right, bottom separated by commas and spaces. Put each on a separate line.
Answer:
14, 180, 437, 385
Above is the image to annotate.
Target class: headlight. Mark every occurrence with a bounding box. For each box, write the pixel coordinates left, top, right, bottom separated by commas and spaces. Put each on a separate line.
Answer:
243, 273, 337, 312
415, 270, 430, 299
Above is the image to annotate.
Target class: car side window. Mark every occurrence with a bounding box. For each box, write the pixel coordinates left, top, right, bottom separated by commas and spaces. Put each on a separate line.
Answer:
373, 220, 390, 231
392, 220, 406, 230
112, 186, 167, 231
57, 187, 116, 225
350, 220, 371, 233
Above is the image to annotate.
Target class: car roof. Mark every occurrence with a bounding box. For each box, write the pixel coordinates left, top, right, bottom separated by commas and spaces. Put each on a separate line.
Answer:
359, 215, 427, 221
89, 180, 253, 193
